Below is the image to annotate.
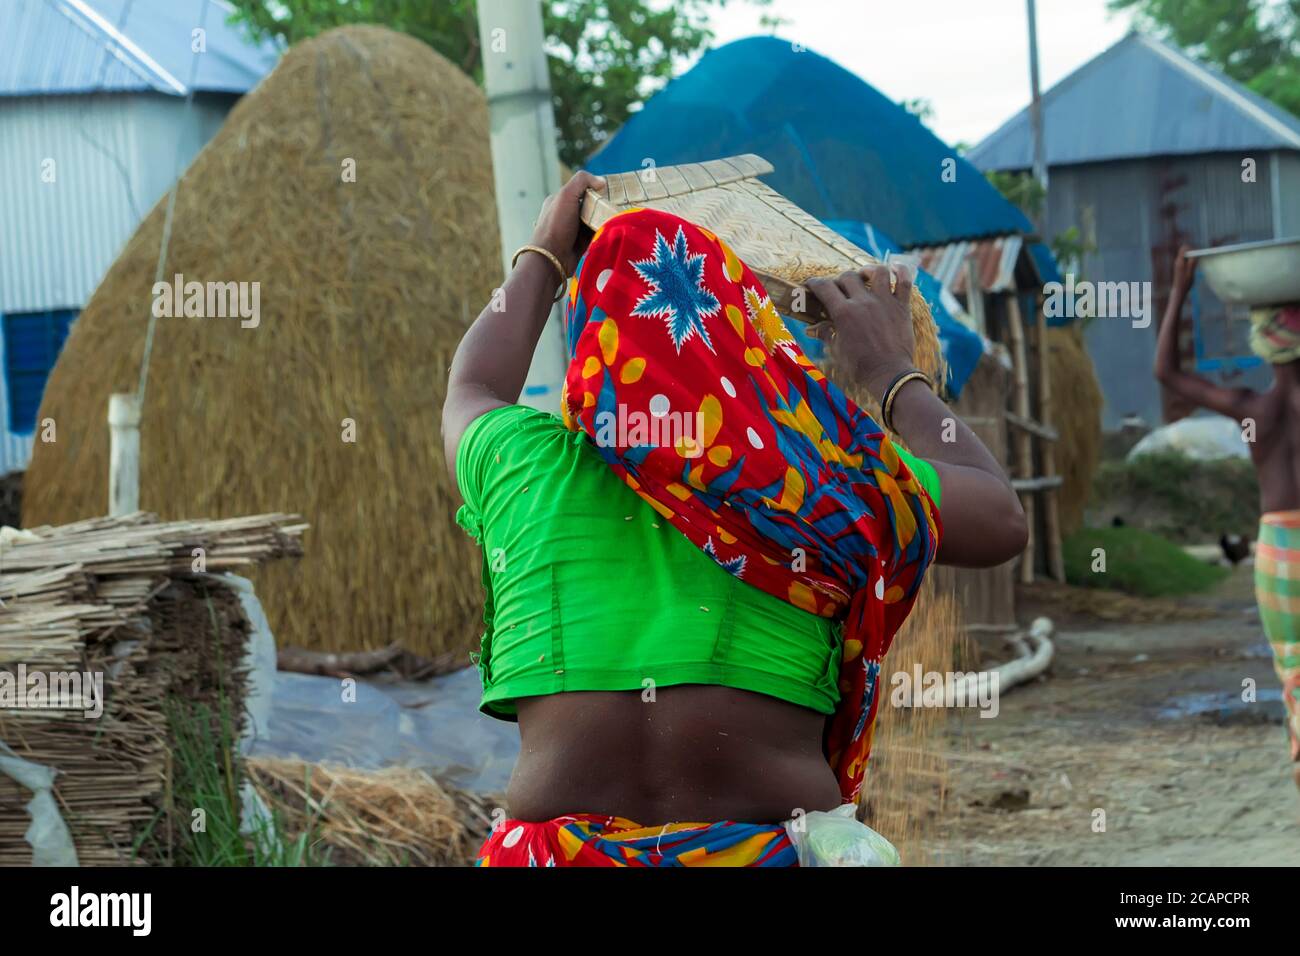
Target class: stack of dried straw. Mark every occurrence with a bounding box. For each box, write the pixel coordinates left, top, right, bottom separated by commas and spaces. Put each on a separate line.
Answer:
248, 757, 496, 867
861, 583, 968, 865
23, 26, 499, 660
0, 512, 304, 865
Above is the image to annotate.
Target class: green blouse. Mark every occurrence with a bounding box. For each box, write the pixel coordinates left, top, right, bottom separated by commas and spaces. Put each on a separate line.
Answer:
455, 405, 939, 720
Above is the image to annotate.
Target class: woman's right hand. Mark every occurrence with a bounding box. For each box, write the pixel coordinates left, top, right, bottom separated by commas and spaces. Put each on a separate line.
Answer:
529, 171, 606, 276
806, 264, 917, 401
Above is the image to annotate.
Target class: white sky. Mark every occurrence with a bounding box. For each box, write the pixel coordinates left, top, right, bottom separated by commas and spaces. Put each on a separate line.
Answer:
702, 0, 1135, 147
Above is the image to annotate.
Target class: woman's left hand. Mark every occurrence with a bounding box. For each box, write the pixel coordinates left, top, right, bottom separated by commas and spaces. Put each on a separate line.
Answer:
530, 171, 606, 275
806, 264, 917, 401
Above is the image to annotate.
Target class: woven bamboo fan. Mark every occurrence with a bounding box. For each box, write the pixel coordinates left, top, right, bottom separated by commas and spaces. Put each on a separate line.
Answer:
580, 153, 888, 325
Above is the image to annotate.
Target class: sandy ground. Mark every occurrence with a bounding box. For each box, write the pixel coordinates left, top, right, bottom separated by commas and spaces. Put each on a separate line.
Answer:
933, 567, 1299, 866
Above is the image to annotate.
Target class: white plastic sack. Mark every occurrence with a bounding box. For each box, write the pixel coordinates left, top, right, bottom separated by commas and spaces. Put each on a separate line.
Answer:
1127, 415, 1250, 462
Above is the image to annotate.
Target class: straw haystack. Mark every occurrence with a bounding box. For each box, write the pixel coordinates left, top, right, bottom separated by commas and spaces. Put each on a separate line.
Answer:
1046, 325, 1102, 535
23, 27, 499, 657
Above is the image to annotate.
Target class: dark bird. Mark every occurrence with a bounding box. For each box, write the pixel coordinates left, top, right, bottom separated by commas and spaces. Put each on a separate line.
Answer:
1220, 533, 1251, 565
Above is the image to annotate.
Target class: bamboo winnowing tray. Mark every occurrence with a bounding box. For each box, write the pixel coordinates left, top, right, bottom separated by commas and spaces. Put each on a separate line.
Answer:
579, 154, 880, 324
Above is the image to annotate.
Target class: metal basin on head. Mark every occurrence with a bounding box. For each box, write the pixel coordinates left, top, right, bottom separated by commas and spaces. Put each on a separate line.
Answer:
1186, 237, 1300, 307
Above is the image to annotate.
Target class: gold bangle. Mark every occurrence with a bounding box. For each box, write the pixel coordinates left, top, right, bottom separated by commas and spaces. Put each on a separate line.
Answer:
881, 370, 932, 432
512, 244, 567, 303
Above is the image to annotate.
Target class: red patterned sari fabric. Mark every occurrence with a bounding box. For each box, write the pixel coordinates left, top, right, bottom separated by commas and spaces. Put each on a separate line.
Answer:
476, 815, 797, 867
560, 207, 942, 803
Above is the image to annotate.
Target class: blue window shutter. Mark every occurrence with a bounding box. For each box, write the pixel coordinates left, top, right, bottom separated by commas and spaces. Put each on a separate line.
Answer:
3, 309, 78, 434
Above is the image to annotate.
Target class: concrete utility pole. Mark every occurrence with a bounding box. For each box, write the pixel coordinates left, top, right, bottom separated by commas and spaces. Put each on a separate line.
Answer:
476, 0, 567, 411
1026, 0, 1049, 229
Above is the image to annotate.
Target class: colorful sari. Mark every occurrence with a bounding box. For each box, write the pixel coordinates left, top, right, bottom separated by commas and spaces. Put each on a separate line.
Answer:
477, 816, 796, 867
560, 207, 941, 803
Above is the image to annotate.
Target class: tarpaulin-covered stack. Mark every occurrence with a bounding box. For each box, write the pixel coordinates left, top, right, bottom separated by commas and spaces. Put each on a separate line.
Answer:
0, 513, 303, 865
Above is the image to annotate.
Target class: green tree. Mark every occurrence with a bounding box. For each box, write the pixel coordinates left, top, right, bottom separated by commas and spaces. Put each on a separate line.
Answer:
1109, 0, 1300, 115
900, 97, 935, 124
227, 0, 772, 168
985, 170, 1097, 288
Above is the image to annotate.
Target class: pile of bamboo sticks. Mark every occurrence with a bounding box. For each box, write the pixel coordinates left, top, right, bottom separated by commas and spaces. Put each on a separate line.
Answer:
0, 512, 304, 865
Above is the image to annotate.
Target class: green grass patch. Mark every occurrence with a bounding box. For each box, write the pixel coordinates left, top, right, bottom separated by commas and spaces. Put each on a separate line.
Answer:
1064, 526, 1229, 597
136, 583, 331, 866
157, 696, 331, 866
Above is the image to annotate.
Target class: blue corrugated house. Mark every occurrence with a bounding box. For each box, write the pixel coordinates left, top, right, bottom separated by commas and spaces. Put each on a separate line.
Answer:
970, 31, 1300, 429
586, 35, 1062, 397
0, 0, 279, 473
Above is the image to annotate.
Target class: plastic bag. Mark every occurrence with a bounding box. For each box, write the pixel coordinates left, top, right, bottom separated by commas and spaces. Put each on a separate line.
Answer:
0, 740, 78, 866
783, 804, 901, 867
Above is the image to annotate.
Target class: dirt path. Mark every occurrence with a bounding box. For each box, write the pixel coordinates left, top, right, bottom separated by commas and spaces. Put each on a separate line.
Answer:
935, 569, 1299, 866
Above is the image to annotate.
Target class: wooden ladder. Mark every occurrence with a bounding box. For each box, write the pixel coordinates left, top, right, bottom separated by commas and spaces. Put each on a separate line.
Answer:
1004, 293, 1065, 583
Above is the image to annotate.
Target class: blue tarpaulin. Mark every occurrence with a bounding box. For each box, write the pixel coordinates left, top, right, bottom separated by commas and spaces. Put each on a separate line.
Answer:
584, 35, 1040, 394
587, 35, 1035, 248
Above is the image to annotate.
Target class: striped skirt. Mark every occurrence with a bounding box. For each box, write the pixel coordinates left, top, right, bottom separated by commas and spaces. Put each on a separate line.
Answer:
1256, 510, 1300, 761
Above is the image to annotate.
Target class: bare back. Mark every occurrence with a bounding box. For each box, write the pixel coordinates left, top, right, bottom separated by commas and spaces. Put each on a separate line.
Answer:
1242, 376, 1300, 513
509, 687, 841, 823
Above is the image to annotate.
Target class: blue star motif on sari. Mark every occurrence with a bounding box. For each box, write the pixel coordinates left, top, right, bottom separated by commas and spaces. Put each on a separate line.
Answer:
703, 538, 746, 578
630, 225, 720, 353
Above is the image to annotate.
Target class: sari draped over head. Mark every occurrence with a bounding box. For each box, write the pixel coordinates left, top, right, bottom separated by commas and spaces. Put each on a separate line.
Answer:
560, 207, 941, 804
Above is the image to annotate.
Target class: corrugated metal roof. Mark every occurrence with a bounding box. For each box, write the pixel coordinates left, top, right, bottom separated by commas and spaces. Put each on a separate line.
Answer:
916, 236, 1034, 295
823, 219, 985, 397
970, 32, 1300, 171
587, 36, 1035, 248
0, 0, 281, 97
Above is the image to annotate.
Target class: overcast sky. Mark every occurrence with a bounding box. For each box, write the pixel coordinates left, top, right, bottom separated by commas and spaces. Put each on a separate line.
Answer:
702, 0, 1135, 147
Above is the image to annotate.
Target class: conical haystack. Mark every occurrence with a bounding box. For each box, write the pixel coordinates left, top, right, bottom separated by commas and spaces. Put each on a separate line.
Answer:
23, 26, 500, 657
1047, 324, 1102, 535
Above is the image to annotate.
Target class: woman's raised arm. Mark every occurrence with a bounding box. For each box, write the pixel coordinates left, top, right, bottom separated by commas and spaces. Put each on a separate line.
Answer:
1153, 247, 1257, 420
442, 171, 605, 487
808, 267, 1029, 568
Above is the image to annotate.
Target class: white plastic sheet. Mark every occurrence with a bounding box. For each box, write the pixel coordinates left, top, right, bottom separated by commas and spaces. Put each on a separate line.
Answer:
1127, 415, 1250, 462
208, 573, 279, 837
218, 573, 518, 795
248, 667, 518, 794
0, 740, 78, 866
